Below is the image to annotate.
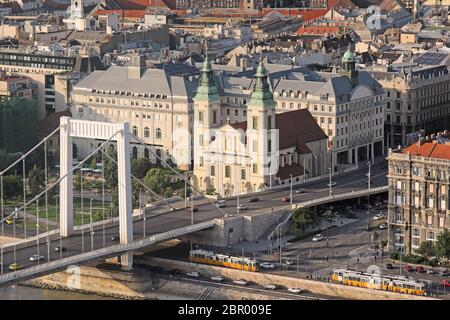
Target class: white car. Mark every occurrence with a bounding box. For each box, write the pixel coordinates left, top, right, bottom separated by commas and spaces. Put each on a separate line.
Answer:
29, 255, 44, 262
285, 259, 295, 265
295, 189, 306, 194
186, 271, 200, 278
373, 214, 385, 221
263, 284, 277, 290
237, 205, 248, 211
233, 279, 247, 286
312, 234, 324, 242
327, 181, 337, 187
379, 223, 387, 229
211, 275, 223, 282
259, 262, 275, 269
426, 269, 435, 274
288, 288, 304, 294
216, 200, 227, 208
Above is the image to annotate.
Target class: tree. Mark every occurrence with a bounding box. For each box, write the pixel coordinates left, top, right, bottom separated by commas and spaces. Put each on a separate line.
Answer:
103, 147, 117, 189
2, 175, 22, 199
131, 158, 152, 179
143, 168, 172, 196
417, 241, 435, 259
28, 165, 45, 196
291, 207, 316, 231
205, 185, 216, 195
90, 157, 97, 169
435, 229, 450, 260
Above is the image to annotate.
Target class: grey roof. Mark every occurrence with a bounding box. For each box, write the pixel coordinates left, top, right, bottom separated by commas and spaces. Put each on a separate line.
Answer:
74, 65, 195, 102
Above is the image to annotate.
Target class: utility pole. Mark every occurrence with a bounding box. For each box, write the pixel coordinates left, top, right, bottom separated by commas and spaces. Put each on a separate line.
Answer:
184, 180, 187, 209
190, 194, 194, 225
329, 167, 332, 196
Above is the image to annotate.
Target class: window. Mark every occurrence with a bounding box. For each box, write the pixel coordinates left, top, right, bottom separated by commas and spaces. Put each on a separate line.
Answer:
414, 195, 419, 208
439, 216, 445, 228
156, 128, 162, 139
225, 166, 231, 178
267, 116, 272, 129
198, 111, 204, 124
199, 156, 204, 167
213, 110, 217, 124
252, 164, 257, 174
199, 134, 204, 146
268, 139, 271, 153
252, 140, 257, 152
252, 116, 258, 130
132, 126, 138, 137
427, 214, 433, 225
241, 169, 246, 180
210, 165, 215, 177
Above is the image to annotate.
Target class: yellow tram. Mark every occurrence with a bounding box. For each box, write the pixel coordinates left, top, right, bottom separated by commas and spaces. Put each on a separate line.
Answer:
189, 249, 259, 272
331, 269, 428, 296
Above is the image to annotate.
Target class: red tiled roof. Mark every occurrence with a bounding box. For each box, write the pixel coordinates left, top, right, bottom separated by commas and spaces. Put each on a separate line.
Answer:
401, 142, 450, 161
297, 25, 339, 35
230, 109, 328, 151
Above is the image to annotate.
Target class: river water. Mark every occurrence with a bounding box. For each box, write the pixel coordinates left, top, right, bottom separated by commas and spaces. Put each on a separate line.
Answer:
0, 285, 117, 300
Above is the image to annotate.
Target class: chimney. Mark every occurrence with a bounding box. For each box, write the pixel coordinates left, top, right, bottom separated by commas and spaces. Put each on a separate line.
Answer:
417, 133, 422, 146
128, 54, 146, 79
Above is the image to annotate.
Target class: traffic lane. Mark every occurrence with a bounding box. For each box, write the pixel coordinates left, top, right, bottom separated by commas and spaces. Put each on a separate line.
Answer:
0, 206, 224, 274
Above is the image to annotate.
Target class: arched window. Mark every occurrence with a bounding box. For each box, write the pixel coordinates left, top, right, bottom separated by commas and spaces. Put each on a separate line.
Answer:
144, 127, 150, 138
144, 148, 149, 159
132, 147, 138, 159
241, 169, 246, 180
132, 126, 138, 137
156, 128, 162, 139
225, 165, 231, 178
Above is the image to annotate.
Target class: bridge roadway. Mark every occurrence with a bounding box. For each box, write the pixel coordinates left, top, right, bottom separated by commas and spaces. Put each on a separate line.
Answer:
0, 162, 388, 286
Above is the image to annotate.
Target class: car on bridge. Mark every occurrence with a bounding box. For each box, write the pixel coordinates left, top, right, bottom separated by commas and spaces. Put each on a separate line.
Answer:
237, 205, 248, 211
312, 234, 324, 242
54, 245, 66, 252
248, 197, 260, 203
263, 284, 277, 290
285, 258, 295, 265
295, 189, 306, 194
327, 181, 337, 187
9, 263, 23, 271
216, 200, 227, 208
30, 255, 44, 262
379, 223, 388, 229
233, 279, 247, 286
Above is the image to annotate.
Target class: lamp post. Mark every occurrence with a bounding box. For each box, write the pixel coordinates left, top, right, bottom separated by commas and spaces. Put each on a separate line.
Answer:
289, 174, 293, 205
328, 167, 332, 197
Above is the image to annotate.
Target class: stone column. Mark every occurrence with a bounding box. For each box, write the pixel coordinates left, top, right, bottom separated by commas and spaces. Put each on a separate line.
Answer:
59, 117, 73, 237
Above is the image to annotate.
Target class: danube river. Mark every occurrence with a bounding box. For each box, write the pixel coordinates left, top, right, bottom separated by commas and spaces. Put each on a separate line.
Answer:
0, 285, 116, 300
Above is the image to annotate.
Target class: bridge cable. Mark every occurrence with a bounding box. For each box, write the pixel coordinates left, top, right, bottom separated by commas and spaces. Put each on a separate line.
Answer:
44, 140, 50, 263
101, 145, 106, 248
80, 164, 84, 253
0, 175, 3, 275
22, 159, 27, 239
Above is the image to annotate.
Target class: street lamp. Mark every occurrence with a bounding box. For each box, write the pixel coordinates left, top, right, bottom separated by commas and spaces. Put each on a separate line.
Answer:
289, 174, 293, 205
328, 167, 332, 197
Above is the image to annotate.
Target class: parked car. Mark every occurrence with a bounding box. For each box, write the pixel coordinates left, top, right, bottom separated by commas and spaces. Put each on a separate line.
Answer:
285, 259, 295, 265
259, 262, 275, 269
248, 197, 260, 203
439, 269, 449, 276
386, 263, 394, 269
211, 275, 223, 282
416, 266, 426, 273
295, 189, 306, 194
312, 234, 324, 242
216, 200, 227, 208
373, 214, 385, 221
404, 265, 415, 272
54, 245, 66, 252
288, 288, 304, 294
379, 223, 388, 230
442, 280, 450, 288
426, 268, 435, 274
263, 284, 277, 290
281, 196, 290, 202
237, 205, 248, 211
186, 271, 200, 278
30, 255, 44, 262
233, 279, 247, 286
327, 181, 337, 187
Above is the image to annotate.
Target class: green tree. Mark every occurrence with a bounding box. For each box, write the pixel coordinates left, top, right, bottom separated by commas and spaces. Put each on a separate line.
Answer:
143, 168, 172, 195
2, 175, 22, 199
291, 207, 316, 231
28, 165, 45, 196
103, 147, 117, 189
435, 229, 450, 260
205, 185, 216, 195
417, 241, 435, 259
131, 158, 152, 179
90, 157, 97, 169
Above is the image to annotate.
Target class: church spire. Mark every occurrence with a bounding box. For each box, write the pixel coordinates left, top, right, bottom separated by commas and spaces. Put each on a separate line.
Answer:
248, 58, 274, 108
194, 53, 219, 102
